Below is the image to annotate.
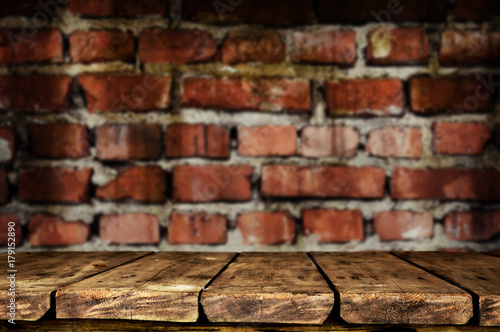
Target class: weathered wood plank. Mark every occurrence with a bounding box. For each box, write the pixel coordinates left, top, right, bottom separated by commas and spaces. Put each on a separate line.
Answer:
312, 252, 473, 325
0, 251, 147, 321
56, 252, 235, 322
397, 252, 500, 326
200, 252, 335, 324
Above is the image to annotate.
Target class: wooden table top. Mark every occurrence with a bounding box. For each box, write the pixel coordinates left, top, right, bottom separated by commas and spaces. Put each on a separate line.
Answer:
1, 251, 499, 328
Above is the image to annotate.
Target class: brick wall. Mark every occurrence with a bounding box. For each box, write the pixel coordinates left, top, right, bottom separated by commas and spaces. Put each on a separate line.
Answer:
0, 0, 499, 251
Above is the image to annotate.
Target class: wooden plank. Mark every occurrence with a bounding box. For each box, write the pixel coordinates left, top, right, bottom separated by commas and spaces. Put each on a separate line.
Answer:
0, 251, 147, 321
56, 252, 235, 322
312, 252, 473, 325
200, 252, 335, 324
397, 252, 500, 326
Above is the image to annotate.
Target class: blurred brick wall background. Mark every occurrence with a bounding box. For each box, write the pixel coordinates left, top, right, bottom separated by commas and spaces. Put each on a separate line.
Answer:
0, 0, 499, 251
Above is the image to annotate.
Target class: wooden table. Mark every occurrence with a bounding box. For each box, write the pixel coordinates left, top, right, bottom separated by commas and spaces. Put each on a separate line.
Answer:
1, 251, 499, 330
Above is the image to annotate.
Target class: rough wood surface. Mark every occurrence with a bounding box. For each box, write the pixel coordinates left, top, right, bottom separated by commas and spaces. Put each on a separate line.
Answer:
0, 251, 147, 321
312, 252, 473, 325
397, 252, 500, 326
56, 252, 235, 322
200, 252, 335, 324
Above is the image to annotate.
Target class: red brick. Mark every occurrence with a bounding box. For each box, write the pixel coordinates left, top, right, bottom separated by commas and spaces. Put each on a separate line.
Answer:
410, 76, 494, 114
291, 30, 355, 65
182, 0, 314, 26
0, 1, 48, 16
78, 74, 171, 112
433, 122, 491, 155
367, 28, 429, 65
440, 30, 500, 66
28, 214, 89, 247
70, 30, 135, 63
0, 126, 15, 163
262, 165, 385, 198
325, 79, 404, 117
96, 124, 162, 161
68, 0, 168, 17
444, 211, 500, 241
139, 29, 217, 64
237, 212, 295, 245
300, 126, 358, 158
455, 0, 500, 21
0, 168, 7, 205
317, 0, 447, 23
303, 209, 363, 243
374, 211, 433, 241
391, 167, 500, 201
0, 29, 62, 64
172, 165, 253, 202
18, 168, 92, 203
96, 166, 166, 203
238, 126, 296, 157
29, 123, 90, 159
100, 213, 160, 244
222, 30, 285, 65
0, 213, 22, 246
168, 212, 227, 244
166, 124, 230, 159
366, 127, 422, 159
182, 77, 311, 112
0, 75, 72, 112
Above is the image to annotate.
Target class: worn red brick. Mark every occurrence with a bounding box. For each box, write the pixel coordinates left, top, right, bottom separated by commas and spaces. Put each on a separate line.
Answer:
0, 213, 22, 246
68, 0, 168, 17
182, 0, 314, 26
172, 165, 253, 203
391, 168, 500, 201
433, 122, 491, 155
181, 77, 311, 112
367, 28, 429, 65
0, 75, 72, 112
0, 168, 7, 205
303, 209, 363, 243
166, 124, 230, 158
139, 29, 217, 64
444, 211, 500, 241
96, 124, 162, 160
455, 0, 500, 21
78, 74, 171, 112
374, 211, 433, 241
222, 30, 285, 65
29, 214, 89, 247
237, 212, 295, 245
291, 30, 355, 65
238, 126, 296, 157
317, 0, 447, 23
0, 0, 48, 16
300, 126, 358, 157
0, 126, 14, 164
366, 127, 422, 158
100, 213, 160, 244
262, 165, 385, 198
70, 30, 135, 63
29, 123, 90, 159
440, 30, 500, 66
0, 29, 62, 64
325, 79, 404, 116
168, 212, 227, 244
410, 76, 494, 114
18, 168, 92, 203
96, 166, 166, 203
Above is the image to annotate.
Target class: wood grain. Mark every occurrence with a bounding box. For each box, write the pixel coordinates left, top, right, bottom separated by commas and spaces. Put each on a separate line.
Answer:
0, 251, 147, 321
397, 252, 500, 326
312, 252, 473, 325
56, 252, 235, 322
200, 252, 335, 324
